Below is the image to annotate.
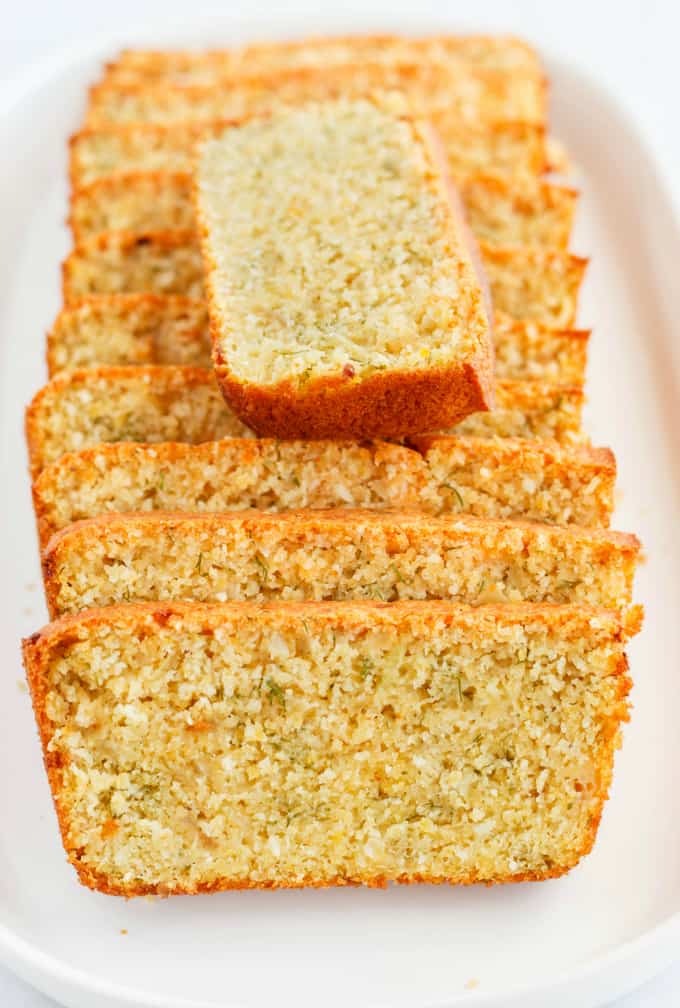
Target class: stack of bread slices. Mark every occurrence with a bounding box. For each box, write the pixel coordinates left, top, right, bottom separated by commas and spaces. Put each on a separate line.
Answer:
23, 33, 642, 898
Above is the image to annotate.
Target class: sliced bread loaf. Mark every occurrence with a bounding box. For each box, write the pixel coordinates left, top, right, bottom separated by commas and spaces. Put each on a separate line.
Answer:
86, 62, 546, 127
69, 118, 548, 189
70, 169, 576, 249
32, 436, 616, 548
102, 36, 542, 85
25, 366, 583, 476
22, 600, 639, 894
194, 100, 494, 438
62, 230, 586, 328
42, 509, 640, 617
47, 295, 588, 383
25, 366, 252, 477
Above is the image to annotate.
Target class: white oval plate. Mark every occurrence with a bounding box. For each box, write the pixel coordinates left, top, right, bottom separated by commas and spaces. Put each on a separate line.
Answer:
1, 12, 679, 1008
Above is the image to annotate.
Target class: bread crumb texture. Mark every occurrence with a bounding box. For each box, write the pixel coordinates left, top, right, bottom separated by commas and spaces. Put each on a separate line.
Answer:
47, 296, 587, 384
44, 509, 639, 617
69, 119, 547, 188
32, 435, 616, 548
23, 602, 637, 894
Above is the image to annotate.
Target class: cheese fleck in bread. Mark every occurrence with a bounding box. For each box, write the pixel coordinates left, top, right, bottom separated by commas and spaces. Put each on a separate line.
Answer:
32, 436, 616, 548
195, 101, 494, 438
22, 601, 639, 895
42, 509, 640, 618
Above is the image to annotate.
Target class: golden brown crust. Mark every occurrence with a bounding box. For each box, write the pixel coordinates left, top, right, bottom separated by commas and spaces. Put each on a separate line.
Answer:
86, 62, 547, 128
196, 111, 494, 439
22, 600, 640, 896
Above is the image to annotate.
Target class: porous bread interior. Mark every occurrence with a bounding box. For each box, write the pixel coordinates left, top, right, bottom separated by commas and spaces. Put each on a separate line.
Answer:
70, 169, 573, 250
197, 101, 489, 386
46, 510, 638, 616
33, 603, 629, 892
48, 298, 587, 384
48, 297, 211, 374
63, 231, 582, 327
33, 436, 615, 547
70, 119, 546, 188
87, 63, 544, 127
29, 368, 251, 472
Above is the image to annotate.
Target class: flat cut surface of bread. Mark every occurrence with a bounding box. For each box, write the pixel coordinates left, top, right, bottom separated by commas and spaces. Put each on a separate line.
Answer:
62, 230, 586, 328
102, 35, 542, 85
23, 601, 638, 895
195, 101, 494, 438
69, 119, 548, 188
70, 170, 576, 249
32, 436, 616, 548
47, 296, 589, 384
86, 62, 546, 127
43, 509, 639, 618
25, 366, 252, 477
25, 366, 583, 476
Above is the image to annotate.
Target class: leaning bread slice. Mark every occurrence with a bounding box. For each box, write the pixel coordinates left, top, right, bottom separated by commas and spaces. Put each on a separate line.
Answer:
47, 295, 588, 384
62, 230, 586, 328
25, 366, 252, 477
102, 35, 542, 85
86, 62, 546, 127
70, 170, 575, 249
195, 101, 494, 438
42, 509, 640, 618
25, 366, 582, 476
32, 436, 616, 548
23, 600, 640, 895
69, 119, 548, 189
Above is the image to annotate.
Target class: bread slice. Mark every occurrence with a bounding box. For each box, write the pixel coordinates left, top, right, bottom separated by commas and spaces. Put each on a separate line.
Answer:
69, 119, 548, 189
70, 169, 575, 249
25, 366, 583, 476
483, 245, 587, 328
195, 101, 494, 439
415, 435, 615, 528
22, 600, 640, 895
86, 62, 546, 127
62, 230, 586, 328
25, 366, 252, 477
42, 508, 640, 618
47, 295, 589, 384
458, 175, 577, 249
47, 295, 211, 374
102, 35, 542, 85
32, 436, 616, 548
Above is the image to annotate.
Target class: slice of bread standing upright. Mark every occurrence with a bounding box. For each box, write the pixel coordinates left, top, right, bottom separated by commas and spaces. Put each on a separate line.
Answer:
194, 99, 495, 439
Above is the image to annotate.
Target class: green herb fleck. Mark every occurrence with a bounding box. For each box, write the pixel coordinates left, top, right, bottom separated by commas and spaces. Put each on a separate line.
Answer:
443, 483, 464, 508
195, 552, 204, 574
254, 552, 269, 582
359, 657, 374, 679
265, 677, 286, 708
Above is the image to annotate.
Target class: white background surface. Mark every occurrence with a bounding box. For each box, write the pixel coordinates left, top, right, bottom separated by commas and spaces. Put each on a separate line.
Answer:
2, 1, 678, 1005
